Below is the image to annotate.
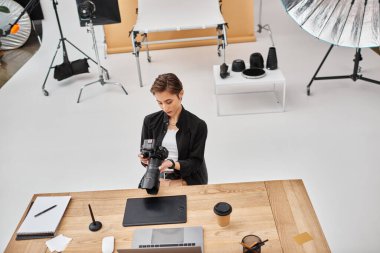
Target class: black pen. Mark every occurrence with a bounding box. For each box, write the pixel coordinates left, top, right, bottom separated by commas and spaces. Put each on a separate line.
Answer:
34, 205, 57, 217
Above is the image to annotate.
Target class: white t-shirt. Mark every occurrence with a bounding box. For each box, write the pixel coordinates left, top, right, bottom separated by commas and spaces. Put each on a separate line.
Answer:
162, 129, 179, 162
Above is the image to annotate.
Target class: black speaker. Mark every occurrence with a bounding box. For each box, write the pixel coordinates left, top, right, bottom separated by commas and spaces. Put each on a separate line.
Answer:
75, 0, 121, 27
266, 47, 278, 70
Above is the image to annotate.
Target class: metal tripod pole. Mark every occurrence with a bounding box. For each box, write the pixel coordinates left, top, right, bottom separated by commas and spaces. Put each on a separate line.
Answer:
255, 0, 275, 47
257, 0, 267, 33
77, 20, 128, 103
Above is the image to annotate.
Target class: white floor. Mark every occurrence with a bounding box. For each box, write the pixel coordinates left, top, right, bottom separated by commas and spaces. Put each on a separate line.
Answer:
1, 0, 380, 252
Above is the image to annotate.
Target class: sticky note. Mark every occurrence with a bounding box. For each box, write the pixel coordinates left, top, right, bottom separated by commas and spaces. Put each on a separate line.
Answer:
293, 232, 313, 245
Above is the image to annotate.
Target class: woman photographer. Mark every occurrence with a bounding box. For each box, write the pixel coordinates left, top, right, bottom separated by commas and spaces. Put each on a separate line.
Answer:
139, 73, 208, 186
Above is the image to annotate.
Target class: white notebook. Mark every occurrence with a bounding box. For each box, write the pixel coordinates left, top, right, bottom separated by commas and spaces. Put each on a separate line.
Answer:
16, 196, 71, 240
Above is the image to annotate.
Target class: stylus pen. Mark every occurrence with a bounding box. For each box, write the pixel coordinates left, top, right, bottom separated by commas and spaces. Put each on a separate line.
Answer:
252, 239, 269, 249
34, 205, 57, 217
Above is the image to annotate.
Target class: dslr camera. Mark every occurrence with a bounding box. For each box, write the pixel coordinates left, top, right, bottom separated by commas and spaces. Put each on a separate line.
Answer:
139, 139, 168, 195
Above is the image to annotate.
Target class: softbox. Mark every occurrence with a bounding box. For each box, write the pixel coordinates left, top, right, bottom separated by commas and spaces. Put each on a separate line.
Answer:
75, 0, 121, 27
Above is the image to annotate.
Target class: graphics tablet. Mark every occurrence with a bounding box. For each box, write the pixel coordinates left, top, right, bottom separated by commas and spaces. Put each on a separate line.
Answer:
123, 195, 187, 227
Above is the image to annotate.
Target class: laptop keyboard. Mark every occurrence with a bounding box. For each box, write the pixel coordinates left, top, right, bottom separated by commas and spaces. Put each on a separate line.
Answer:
139, 243, 196, 248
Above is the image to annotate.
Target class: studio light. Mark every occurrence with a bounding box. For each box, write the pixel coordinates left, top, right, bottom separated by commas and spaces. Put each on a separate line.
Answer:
281, 0, 380, 95
282, 0, 379, 48
75, 0, 127, 103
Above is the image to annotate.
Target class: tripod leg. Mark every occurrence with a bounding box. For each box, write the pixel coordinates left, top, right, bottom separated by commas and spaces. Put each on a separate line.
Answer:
120, 84, 128, 95
105, 81, 128, 95
143, 34, 151, 63
102, 68, 110, 80
77, 80, 100, 103
135, 51, 143, 87
356, 48, 380, 84
77, 88, 84, 104
359, 76, 380, 85
131, 31, 143, 87
307, 44, 334, 96
42, 40, 62, 96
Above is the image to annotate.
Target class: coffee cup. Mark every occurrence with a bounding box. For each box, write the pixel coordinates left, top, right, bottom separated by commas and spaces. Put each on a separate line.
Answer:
213, 202, 232, 227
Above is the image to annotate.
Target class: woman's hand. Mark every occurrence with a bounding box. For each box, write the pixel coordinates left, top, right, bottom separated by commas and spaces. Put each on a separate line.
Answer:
138, 154, 149, 166
159, 160, 174, 173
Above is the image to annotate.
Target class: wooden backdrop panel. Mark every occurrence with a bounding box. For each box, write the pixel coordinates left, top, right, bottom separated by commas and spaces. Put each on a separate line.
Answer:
104, 0, 255, 54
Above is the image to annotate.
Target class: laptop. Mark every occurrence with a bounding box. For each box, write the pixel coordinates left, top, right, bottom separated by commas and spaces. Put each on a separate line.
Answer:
117, 247, 201, 253
118, 226, 203, 253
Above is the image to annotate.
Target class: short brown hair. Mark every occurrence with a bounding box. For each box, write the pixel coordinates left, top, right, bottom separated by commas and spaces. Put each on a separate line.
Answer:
150, 73, 183, 95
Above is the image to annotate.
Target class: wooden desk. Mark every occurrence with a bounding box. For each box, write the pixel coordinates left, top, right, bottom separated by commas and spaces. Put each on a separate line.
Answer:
5, 180, 330, 253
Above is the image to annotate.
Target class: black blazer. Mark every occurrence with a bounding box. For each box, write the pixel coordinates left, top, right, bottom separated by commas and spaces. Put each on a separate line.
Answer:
141, 107, 208, 185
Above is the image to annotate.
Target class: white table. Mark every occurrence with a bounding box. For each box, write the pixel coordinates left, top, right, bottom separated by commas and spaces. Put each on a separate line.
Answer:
132, 0, 227, 87
213, 65, 286, 116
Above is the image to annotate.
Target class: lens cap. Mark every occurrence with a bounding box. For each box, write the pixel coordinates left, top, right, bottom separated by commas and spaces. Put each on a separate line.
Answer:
214, 202, 232, 216
231, 59, 246, 72
249, 53, 264, 69
242, 68, 266, 79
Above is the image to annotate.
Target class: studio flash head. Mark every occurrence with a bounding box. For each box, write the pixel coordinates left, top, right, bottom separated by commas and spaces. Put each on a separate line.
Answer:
78, 0, 96, 21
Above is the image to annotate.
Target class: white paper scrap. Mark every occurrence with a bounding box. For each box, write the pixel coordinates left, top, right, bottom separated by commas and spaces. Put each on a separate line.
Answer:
46, 234, 72, 252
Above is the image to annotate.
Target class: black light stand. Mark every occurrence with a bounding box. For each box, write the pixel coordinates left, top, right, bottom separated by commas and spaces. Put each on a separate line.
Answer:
76, 16, 128, 103
42, 0, 109, 96
307, 45, 380, 96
